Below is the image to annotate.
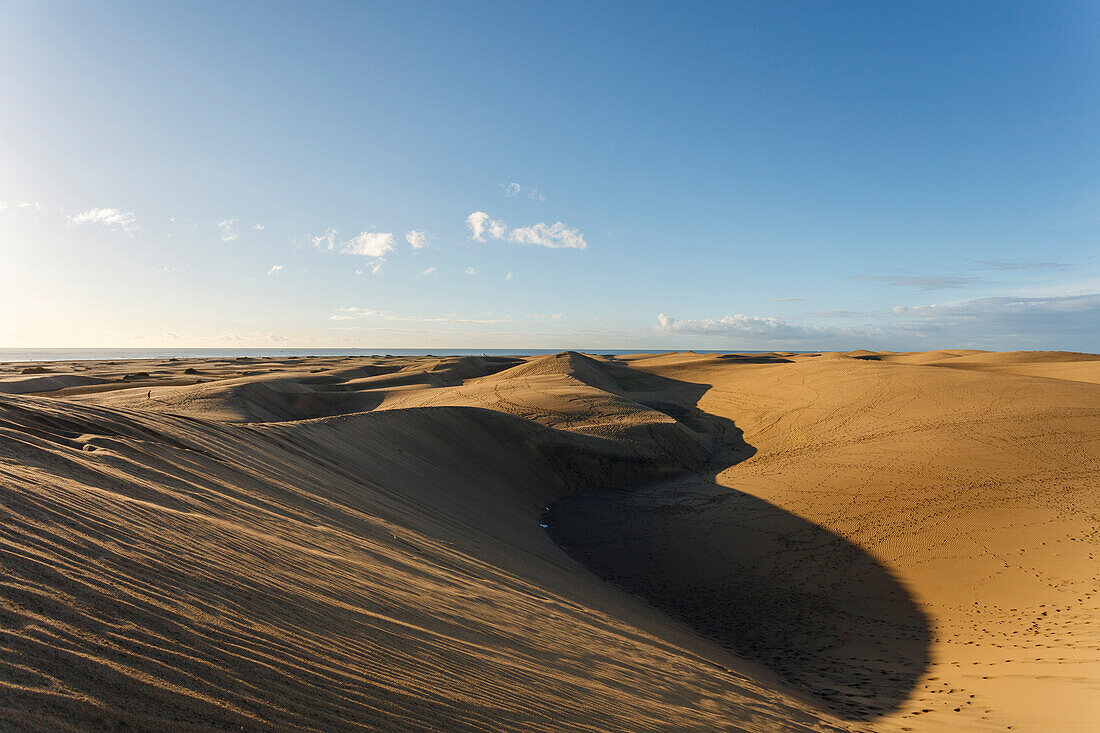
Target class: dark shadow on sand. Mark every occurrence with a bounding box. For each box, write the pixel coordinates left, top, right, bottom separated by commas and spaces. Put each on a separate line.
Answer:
545, 358, 931, 721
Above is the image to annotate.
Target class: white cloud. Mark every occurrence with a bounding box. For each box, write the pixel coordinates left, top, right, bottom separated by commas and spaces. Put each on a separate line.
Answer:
311, 228, 338, 251
527, 313, 564, 321
420, 266, 437, 276
267, 265, 284, 276
68, 207, 139, 236
657, 313, 836, 342
505, 271, 513, 281
305, 228, 393, 273
466, 211, 586, 249
466, 211, 508, 242
465, 266, 480, 276
218, 219, 238, 242
253, 223, 265, 231
342, 231, 395, 258
405, 230, 430, 250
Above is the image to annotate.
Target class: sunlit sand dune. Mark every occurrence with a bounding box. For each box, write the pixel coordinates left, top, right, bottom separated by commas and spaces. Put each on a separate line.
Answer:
0, 350, 1096, 731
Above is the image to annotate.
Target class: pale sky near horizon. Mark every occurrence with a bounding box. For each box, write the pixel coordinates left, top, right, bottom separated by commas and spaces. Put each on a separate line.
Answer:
1, 1, 1098, 351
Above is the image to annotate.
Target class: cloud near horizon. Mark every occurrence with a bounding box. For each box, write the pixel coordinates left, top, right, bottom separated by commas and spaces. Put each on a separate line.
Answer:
330, 307, 509, 325
892, 292, 1100, 323
657, 292, 1100, 350
657, 312, 844, 344
466, 211, 586, 249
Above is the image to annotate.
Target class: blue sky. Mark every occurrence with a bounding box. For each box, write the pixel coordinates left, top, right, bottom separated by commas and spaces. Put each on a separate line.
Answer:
1, 1, 1097, 350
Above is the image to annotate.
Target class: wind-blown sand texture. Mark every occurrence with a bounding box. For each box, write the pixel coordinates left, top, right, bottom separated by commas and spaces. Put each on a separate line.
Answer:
0, 350, 1096, 731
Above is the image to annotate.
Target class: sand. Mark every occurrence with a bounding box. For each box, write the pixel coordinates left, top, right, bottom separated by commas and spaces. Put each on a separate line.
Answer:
0, 350, 1096, 731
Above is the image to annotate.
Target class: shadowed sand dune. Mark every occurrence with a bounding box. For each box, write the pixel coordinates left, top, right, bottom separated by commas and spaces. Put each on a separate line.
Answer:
544, 364, 931, 720
0, 350, 1096, 731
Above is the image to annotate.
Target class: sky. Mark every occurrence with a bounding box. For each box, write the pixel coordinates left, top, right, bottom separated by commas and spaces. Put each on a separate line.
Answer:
1, 0, 1098, 351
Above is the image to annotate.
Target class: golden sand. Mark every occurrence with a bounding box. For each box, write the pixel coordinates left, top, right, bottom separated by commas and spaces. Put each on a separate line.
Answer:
0, 350, 1096, 731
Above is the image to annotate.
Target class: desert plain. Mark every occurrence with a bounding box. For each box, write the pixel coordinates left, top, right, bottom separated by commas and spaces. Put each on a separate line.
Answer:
0, 349, 1097, 731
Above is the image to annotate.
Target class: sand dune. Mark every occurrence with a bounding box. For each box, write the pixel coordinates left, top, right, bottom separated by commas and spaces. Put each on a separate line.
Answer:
0, 350, 1096, 731
849, 350, 1100, 384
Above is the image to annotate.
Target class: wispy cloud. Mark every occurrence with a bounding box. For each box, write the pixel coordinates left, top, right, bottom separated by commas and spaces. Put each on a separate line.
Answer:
355, 260, 386, 276
892, 292, 1100, 321
218, 219, 238, 242
405, 230, 430, 250
310, 228, 337, 251
253, 223, 265, 231
267, 265, 283, 276
809, 309, 862, 318
527, 313, 564, 321
221, 330, 288, 343
465, 266, 480, 276
771, 297, 806, 302
420, 266, 437, 276
68, 207, 139, 236
500, 182, 546, 201
330, 307, 509, 325
466, 210, 587, 249
509, 222, 587, 249
1, 200, 44, 216
976, 260, 1070, 271
852, 275, 981, 290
